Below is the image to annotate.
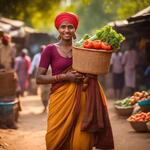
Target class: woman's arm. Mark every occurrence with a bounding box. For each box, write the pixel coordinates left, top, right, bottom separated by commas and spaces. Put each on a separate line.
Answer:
36, 67, 84, 84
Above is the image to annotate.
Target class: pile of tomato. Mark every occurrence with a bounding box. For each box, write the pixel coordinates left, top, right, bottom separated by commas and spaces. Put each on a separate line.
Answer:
83, 39, 112, 51
128, 112, 150, 122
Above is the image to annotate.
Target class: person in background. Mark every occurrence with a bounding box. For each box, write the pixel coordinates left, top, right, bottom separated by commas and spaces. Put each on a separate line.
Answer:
15, 50, 29, 96
22, 48, 31, 91
29, 45, 46, 77
110, 51, 124, 99
29, 45, 51, 112
144, 62, 150, 89
36, 12, 114, 150
122, 47, 138, 96
22, 48, 31, 72
0, 33, 18, 129
0, 34, 16, 70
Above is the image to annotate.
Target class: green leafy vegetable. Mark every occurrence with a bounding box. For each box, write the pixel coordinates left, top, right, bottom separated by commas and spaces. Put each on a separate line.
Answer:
75, 34, 90, 47
90, 25, 125, 50
75, 25, 125, 51
115, 98, 132, 107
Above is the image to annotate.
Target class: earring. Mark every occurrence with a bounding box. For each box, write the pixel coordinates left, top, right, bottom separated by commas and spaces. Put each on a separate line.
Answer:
73, 33, 76, 40
57, 35, 61, 40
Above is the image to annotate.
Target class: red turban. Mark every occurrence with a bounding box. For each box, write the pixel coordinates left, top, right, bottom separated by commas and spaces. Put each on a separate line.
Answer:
1, 34, 11, 45
55, 12, 79, 30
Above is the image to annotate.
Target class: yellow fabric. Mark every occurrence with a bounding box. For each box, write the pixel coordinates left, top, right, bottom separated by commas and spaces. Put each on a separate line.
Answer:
46, 82, 107, 150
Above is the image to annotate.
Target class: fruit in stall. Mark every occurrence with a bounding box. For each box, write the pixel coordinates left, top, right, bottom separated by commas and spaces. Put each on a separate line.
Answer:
129, 91, 150, 105
115, 98, 133, 107
127, 112, 150, 122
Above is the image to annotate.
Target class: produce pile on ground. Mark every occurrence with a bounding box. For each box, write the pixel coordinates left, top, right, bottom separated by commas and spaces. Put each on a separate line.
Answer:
129, 91, 150, 105
126, 91, 150, 132
127, 112, 150, 122
75, 25, 125, 51
114, 98, 133, 107
115, 91, 150, 107
114, 90, 150, 132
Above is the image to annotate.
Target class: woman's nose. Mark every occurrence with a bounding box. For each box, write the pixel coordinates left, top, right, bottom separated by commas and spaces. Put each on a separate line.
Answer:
64, 27, 69, 32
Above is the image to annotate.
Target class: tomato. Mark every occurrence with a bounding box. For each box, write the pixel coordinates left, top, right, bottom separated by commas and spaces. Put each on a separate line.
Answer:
83, 39, 93, 49
92, 40, 102, 49
101, 42, 112, 50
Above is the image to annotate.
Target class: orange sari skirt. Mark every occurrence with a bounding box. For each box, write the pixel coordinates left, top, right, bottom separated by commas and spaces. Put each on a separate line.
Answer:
46, 82, 113, 150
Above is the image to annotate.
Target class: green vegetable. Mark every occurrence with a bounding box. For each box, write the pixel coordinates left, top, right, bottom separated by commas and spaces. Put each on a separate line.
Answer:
75, 34, 90, 47
91, 25, 125, 50
75, 25, 125, 51
115, 98, 132, 107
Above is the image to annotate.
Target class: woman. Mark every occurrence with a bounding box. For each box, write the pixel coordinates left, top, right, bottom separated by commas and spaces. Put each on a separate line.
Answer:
36, 12, 114, 150
15, 50, 29, 96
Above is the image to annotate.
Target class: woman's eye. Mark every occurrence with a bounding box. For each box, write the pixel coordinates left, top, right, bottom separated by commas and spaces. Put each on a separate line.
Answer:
60, 24, 74, 30
68, 25, 74, 29
60, 25, 66, 29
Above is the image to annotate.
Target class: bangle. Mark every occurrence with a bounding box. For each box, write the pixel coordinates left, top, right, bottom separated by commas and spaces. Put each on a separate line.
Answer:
53, 74, 67, 82
61, 74, 67, 81
54, 75, 58, 82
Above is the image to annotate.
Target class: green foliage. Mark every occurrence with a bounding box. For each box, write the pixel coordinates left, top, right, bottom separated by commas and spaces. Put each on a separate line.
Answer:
0, 0, 149, 33
103, 0, 150, 19
0, 0, 61, 31
76, 0, 115, 37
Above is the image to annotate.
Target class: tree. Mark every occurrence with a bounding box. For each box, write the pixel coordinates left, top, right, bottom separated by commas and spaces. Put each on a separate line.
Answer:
0, 0, 92, 32
0, 0, 61, 31
75, 0, 115, 37
75, 0, 150, 37
0, 0, 149, 33
103, 0, 150, 19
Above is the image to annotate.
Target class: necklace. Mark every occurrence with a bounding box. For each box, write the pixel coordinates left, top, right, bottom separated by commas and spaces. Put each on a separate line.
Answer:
59, 46, 72, 58
55, 43, 72, 58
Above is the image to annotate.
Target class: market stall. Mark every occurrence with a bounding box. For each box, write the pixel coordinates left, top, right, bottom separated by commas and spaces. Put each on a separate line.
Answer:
114, 90, 150, 132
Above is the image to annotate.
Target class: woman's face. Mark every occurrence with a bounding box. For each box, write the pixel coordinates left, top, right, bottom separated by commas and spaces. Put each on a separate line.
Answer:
58, 21, 75, 40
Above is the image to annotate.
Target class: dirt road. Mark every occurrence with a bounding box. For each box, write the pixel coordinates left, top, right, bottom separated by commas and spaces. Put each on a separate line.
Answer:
0, 95, 150, 150
0, 95, 47, 150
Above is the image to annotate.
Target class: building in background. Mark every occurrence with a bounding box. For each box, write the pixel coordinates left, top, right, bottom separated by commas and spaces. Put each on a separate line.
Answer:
0, 17, 56, 58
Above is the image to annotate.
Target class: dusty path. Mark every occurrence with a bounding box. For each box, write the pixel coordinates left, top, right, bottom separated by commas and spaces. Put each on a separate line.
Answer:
0, 95, 150, 150
0, 95, 47, 150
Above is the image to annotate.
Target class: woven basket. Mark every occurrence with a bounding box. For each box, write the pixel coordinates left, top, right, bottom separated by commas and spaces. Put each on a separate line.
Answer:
128, 121, 148, 132
0, 70, 17, 98
114, 105, 134, 116
72, 46, 112, 75
146, 121, 150, 132
140, 105, 150, 112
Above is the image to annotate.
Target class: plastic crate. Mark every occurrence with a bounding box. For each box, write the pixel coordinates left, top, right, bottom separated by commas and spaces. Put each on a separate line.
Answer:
138, 100, 150, 112
0, 100, 19, 128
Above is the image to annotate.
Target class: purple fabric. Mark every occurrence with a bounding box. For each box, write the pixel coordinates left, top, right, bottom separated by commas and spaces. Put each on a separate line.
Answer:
39, 44, 72, 75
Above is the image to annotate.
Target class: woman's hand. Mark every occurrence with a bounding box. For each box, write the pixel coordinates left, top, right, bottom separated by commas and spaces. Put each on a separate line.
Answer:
66, 71, 84, 83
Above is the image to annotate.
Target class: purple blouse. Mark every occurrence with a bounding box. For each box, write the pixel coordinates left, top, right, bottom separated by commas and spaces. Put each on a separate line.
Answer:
39, 44, 72, 75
